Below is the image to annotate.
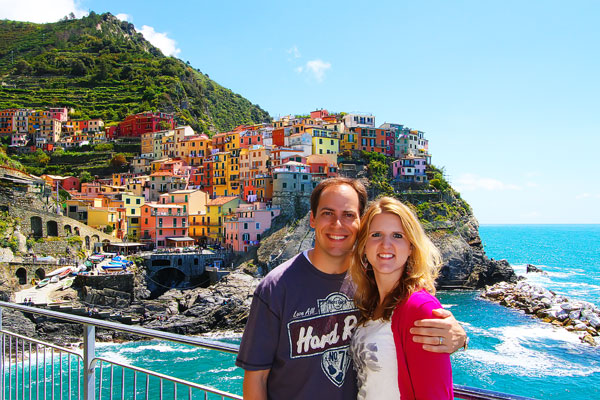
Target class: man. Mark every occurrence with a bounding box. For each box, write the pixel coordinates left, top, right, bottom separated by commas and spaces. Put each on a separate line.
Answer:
236, 178, 467, 399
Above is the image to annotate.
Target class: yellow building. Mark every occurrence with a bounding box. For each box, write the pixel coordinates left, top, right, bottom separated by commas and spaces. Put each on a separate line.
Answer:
87, 207, 120, 236
123, 194, 145, 240
179, 134, 212, 167
307, 127, 339, 156
209, 151, 229, 197
195, 196, 243, 244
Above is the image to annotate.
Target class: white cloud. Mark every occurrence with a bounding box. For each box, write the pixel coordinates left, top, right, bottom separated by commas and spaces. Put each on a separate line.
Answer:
295, 59, 331, 82
138, 25, 181, 57
575, 193, 600, 200
0, 0, 87, 23
115, 13, 132, 22
525, 182, 540, 188
287, 45, 301, 59
454, 173, 521, 192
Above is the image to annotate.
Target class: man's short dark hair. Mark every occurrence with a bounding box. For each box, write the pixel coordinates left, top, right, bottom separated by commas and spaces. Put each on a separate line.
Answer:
310, 177, 368, 217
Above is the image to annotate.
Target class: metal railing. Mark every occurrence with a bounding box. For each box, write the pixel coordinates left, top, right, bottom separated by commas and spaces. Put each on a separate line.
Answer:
1, 302, 241, 400
0, 302, 536, 400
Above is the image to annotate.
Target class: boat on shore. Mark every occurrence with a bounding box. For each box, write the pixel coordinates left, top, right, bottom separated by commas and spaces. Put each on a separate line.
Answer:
46, 266, 73, 278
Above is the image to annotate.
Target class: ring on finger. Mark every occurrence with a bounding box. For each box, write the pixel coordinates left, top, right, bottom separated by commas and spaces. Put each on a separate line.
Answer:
439, 336, 444, 345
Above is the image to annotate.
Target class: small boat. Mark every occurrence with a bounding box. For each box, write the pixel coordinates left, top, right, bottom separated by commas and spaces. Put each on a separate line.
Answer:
58, 268, 72, 279
61, 277, 75, 290
101, 264, 126, 271
46, 266, 72, 278
88, 254, 106, 263
37, 278, 50, 288
50, 276, 59, 283
111, 257, 133, 266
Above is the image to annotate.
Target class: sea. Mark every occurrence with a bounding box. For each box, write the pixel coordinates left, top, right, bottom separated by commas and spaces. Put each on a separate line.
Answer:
4, 225, 600, 399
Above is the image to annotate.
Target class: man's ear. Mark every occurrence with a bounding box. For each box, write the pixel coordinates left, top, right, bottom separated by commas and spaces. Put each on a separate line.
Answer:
309, 211, 315, 229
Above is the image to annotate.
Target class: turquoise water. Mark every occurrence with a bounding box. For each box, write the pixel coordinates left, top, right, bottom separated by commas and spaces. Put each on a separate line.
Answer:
4, 225, 600, 399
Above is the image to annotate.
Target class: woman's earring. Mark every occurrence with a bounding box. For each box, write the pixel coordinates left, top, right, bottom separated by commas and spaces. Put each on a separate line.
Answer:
361, 254, 371, 271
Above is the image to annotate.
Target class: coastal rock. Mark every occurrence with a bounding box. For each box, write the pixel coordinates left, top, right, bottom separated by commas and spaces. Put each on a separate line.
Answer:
561, 302, 583, 312
581, 334, 598, 346
588, 314, 600, 329
526, 264, 547, 275
482, 281, 600, 346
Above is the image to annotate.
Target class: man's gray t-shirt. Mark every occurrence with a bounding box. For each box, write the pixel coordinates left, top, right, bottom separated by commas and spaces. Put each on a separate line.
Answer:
236, 252, 359, 400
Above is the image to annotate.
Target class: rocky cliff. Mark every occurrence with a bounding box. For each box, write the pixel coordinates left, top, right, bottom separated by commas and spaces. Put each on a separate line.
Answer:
257, 186, 516, 288
1, 271, 260, 345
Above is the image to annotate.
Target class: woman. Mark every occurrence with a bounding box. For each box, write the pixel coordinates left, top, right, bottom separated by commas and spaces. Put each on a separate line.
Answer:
350, 197, 453, 399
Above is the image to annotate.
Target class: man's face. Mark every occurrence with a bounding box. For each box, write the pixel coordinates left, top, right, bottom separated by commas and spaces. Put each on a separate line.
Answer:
310, 184, 361, 261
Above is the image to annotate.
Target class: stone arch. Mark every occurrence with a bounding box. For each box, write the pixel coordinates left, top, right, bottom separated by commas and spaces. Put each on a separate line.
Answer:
91, 235, 100, 244
74, 227, 80, 236
85, 236, 90, 250
46, 220, 58, 237
16, 268, 27, 285
64, 225, 72, 236
35, 268, 45, 280
30, 216, 43, 238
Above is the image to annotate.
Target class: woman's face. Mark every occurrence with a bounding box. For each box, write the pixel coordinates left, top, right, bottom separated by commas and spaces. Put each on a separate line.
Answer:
364, 212, 412, 282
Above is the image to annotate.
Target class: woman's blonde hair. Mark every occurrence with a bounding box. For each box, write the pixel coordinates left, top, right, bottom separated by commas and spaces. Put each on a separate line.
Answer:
350, 197, 442, 323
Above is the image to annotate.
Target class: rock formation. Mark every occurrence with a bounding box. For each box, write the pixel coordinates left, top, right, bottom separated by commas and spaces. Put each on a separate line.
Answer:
482, 281, 599, 346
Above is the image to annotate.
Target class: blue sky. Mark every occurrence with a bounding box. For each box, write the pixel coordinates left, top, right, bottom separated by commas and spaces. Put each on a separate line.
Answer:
1, 0, 599, 224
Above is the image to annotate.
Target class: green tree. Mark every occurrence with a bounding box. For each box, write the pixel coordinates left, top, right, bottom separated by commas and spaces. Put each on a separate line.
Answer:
34, 149, 51, 165
109, 153, 127, 168
79, 170, 93, 183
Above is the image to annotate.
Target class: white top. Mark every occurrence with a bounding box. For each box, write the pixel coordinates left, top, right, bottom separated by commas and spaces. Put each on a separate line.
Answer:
350, 319, 401, 400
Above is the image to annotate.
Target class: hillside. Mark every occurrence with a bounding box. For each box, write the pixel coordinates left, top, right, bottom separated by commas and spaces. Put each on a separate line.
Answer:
0, 12, 271, 132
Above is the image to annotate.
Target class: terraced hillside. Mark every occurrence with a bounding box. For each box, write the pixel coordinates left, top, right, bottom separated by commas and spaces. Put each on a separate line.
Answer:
0, 12, 271, 133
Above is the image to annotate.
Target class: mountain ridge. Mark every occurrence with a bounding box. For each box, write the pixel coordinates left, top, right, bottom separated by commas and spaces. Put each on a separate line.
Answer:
0, 12, 271, 133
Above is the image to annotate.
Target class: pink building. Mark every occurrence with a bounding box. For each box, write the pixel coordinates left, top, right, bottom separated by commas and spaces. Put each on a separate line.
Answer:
48, 107, 68, 122
81, 182, 102, 197
140, 203, 191, 248
392, 155, 428, 183
224, 203, 281, 252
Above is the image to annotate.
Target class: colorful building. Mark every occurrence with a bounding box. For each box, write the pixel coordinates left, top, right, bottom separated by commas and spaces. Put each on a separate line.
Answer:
140, 203, 190, 248
0, 109, 17, 134
198, 196, 244, 244
272, 162, 315, 195
113, 112, 175, 138
122, 193, 145, 240
224, 203, 281, 252
392, 155, 429, 183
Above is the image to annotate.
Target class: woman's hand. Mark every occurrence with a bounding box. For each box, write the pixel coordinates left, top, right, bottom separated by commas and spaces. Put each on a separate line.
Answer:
409, 308, 467, 353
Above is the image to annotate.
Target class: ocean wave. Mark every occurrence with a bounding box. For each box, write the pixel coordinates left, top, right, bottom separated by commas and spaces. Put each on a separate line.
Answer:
207, 366, 238, 373
98, 351, 131, 366
460, 349, 600, 378
459, 322, 497, 338
456, 324, 600, 378
120, 343, 198, 354
442, 303, 457, 309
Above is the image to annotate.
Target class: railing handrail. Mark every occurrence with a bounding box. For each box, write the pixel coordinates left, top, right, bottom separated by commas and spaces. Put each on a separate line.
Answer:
0, 301, 538, 400
0, 301, 238, 354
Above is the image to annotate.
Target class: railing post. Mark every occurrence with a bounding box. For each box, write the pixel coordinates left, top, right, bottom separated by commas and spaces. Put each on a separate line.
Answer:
83, 324, 95, 400
0, 306, 3, 400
